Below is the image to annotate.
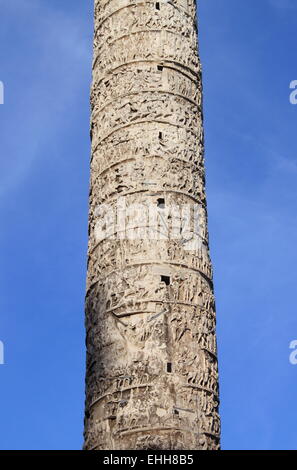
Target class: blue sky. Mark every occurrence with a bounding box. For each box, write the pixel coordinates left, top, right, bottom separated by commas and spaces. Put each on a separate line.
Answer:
0, 0, 296, 450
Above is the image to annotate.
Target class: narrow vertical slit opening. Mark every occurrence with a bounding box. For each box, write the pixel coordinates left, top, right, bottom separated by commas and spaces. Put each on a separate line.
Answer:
161, 275, 170, 285
157, 197, 165, 208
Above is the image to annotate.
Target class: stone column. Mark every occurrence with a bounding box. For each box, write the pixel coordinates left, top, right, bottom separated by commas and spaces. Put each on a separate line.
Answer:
84, 0, 220, 450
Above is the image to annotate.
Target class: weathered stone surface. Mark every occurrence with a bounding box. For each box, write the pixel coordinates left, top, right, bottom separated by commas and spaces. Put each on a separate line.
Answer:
84, 0, 220, 450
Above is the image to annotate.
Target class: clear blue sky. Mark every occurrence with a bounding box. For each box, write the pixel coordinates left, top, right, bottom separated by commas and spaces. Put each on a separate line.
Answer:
0, 0, 296, 450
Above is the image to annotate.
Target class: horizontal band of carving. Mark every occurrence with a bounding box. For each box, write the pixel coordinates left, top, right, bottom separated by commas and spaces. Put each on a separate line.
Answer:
88, 187, 206, 213
93, 29, 198, 68
93, 119, 200, 149
88, 431, 219, 450
93, 119, 188, 152
95, 29, 197, 54
109, 305, 213, 319
91, 95, 201, 147
114, 425, 200, 437
93, 58, 200, 82
106, 298, 213, 313
92, 61, 201, 90
94, 0, 195, 32
98, 0, 193, 11
91, 123, 204, 168
112, 425, 219, 439
89, 383, 153, 409
86, 377, 219, 412
85, 265, 213, 297
110, 308, 215, 323
91, 89, 200, 117
91, 154, 199, 178
88, 427, 219, 450
94, 261, 213, 286
89, 226, 207, 249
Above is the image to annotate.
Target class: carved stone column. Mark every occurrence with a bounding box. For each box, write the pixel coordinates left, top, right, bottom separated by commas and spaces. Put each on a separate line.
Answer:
84, 0, 220, 450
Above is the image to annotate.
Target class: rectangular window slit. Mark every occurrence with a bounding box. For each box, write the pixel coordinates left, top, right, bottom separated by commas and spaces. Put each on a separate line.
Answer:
157, 65, 163, 71
156, 2, 160, 10
161, 275, 170, 285
157, 197, 165, 208
167, 362, 172, 373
